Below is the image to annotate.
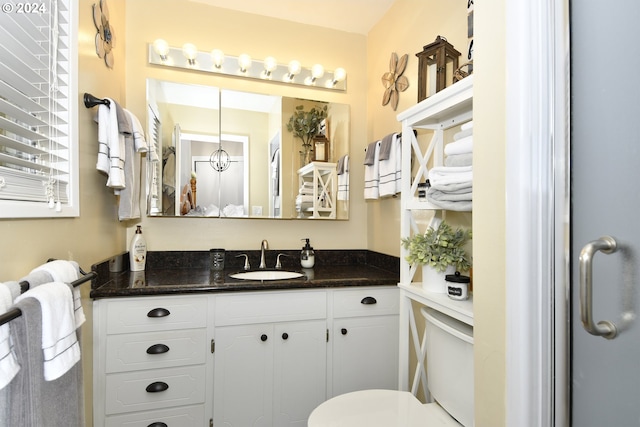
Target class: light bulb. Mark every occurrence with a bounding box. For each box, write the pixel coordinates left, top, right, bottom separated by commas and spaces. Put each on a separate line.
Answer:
262, 56, 277, 78
333, 67, 347, 82
238, 54, 252, 73
152, 39, 169, 61
284, 60, 301, 82
182, 43, 198, 66
211, 49, 224, 69
306, 64, 325, 85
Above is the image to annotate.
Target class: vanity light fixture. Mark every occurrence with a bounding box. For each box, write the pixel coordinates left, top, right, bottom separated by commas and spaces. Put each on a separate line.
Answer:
211, 49, 224, 69
148, 42, 347, 91
182, 43, 198, 66
238, 54, 252, 73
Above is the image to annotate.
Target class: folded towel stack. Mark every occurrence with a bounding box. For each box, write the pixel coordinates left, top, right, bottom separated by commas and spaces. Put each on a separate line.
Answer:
428, 121, 473, 210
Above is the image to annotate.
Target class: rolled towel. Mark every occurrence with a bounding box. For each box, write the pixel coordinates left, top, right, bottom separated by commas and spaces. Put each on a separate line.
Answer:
444, 135, 473, 156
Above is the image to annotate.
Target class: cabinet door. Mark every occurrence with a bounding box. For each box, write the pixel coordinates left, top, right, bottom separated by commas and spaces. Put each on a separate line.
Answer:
332, 315, 399, 397
273, 320, 327, 427
214, 324, 274, 427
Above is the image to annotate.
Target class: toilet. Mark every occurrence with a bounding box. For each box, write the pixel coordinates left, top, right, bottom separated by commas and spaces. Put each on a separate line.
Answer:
308, 307, 474, 426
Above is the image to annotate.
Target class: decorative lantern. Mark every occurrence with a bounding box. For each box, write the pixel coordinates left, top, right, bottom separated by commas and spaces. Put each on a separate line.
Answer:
416, 36, 461, 102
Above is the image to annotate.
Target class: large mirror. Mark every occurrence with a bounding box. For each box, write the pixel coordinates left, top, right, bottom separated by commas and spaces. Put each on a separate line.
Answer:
146, 79, 350, 219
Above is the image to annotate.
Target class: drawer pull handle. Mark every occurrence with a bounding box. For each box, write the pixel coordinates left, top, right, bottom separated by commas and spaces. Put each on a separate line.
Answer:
341, 328, 348, 335
282, 332, 289, 340
147, 423, 168, 427
146, 381, 169, 393
147, 307, 171, 318
146, 344, 170, 354
361, 296, 377, 305
261, 334, 268, 342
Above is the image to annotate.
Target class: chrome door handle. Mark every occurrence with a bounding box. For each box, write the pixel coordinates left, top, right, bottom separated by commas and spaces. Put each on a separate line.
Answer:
579, 236, 618, 339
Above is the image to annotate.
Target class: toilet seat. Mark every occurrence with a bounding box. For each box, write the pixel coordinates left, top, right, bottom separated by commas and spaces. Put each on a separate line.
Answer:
307, 389, 462, 427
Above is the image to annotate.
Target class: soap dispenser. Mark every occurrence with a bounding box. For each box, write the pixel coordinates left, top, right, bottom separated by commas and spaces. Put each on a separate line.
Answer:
129, 225, 147, 271
300, 238, 315, 268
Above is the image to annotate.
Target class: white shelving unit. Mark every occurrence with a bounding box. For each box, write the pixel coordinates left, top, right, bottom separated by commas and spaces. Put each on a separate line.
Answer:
297, 161, 337, 219
395, 75, 474, 396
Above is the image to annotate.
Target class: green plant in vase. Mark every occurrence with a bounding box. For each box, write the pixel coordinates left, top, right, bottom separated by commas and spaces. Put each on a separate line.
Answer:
401, 220, 472, 273
286, 104, 327, 166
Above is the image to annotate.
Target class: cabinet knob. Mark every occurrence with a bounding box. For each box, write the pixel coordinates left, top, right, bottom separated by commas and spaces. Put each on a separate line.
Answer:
145, 381, 169, 393
341, 328, 348, 335
146, 343, 170, 354
261, 334, 268, 342
147, 307, 170, 318
147, 423, 168, 427
282, 332, 289, 340
360, 296, 377, 305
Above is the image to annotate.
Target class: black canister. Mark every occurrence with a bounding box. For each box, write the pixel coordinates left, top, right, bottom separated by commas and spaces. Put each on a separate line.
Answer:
445, 271, 471, 300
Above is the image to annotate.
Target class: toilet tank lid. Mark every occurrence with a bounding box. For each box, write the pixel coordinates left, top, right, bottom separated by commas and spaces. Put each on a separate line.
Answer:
421, 307, 473, 344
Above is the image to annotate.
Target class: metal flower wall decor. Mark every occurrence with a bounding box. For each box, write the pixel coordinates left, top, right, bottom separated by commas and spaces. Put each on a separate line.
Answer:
381, 52, 409, 111
93, 0, 115, 68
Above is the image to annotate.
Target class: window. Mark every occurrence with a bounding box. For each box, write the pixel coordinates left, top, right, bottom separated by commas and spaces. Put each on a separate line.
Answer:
0, 0, 78, 218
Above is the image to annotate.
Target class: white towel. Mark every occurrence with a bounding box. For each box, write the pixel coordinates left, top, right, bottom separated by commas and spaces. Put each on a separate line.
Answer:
31, 261, 84, 328
125, 109, 149, 153
428, 166, 473, 192
95, 98, 126, 189
461, 120, 473, 131
14, 283, 81, 381
337, 155, 349, 201
379, 133, 401, 197
117, 109, 146, 221
444, 135, 473, 156
364, 142, 380, 200
0, 284, 20, 390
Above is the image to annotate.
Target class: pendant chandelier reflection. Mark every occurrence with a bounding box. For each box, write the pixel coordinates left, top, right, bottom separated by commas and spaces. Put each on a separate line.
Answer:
209, 146, 230, 172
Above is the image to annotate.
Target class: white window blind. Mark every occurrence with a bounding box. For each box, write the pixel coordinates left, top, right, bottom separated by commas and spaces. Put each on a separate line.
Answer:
0, 0, 78, 218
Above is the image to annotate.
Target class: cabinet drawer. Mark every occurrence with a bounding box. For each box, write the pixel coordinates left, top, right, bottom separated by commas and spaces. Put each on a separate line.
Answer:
105, 365, 206, 415
105, 296, 207, 334
332, 287, 399, 318
105, 329, 207, 373
215, 290, 326, 325
105, 404, 205, 427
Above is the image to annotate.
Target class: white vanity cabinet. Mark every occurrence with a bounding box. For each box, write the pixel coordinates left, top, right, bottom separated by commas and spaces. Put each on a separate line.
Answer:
329, 287, 400, 396
213, 291, 328, 427
93, 295, 212, 427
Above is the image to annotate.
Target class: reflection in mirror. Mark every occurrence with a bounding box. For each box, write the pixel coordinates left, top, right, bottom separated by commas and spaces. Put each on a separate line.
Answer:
146, 79, 349, 219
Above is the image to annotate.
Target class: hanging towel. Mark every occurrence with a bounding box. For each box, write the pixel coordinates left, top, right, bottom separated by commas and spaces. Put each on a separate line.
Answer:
337, 154, 349, 201
14, 283, 80, 381
363, 141, 379, 165
30, 261, 84, 328
0, 284, 19, 390
116, 109, 147, 221
364, 142, 380, 199
378, 133, 396, 161
379, 133, 402, 197
95, 98, 125, 189
5, 296, 85, 426
126, 109, 149, 153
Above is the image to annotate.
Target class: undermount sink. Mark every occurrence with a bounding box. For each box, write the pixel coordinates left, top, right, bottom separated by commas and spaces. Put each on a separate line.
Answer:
229, 270, 305, 281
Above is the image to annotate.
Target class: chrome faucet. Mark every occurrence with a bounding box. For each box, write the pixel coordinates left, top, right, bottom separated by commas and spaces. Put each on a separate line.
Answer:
259, 239, 269, 269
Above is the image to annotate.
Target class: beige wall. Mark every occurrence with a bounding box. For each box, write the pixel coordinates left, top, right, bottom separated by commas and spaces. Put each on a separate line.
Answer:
124, 0, 368, 251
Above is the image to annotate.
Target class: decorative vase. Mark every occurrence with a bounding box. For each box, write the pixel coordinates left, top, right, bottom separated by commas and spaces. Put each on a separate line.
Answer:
421, 264, 455, 293
300, 146, 313, 166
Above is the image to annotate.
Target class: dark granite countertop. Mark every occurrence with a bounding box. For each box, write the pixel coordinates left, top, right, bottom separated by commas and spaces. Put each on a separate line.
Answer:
90, 250, 399, 298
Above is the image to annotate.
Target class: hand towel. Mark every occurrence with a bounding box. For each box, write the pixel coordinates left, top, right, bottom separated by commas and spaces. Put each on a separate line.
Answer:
379, 133, 402, 197
363, 141, 379, 165
6, 297, 85, 426
337, 155, 349, 201
0, 284, 19, 390
116, 109, 146, 221
14, 283, 80, 381
30, 261, 84, 328
364, 142, 380, 200
444, 135, 473, 156
125, 108, 149, 153
378, 133, 397, 161
1, 281, 21, 301
95, 98, 126, 189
